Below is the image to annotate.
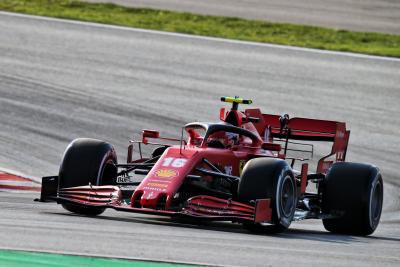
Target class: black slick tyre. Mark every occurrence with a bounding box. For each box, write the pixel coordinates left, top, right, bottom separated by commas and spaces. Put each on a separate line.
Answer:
58, 138, 118, 216
238, 158, 297, 233
322, 162, 383, 236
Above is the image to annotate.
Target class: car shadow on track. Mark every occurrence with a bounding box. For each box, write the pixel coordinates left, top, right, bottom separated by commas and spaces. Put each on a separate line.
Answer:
277, 228, 358, 244
364, 235, 400, 242
44, 210, 383, 244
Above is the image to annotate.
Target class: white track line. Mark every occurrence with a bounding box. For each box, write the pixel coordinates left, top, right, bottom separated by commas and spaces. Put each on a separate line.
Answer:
1, 11, 399, 62
0, 180, 39, 187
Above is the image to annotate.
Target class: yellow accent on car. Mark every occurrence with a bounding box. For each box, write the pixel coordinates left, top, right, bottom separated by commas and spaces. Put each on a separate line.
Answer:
239, 160, 247, 175
220, 96, 252, 104
155, 169, 178, 178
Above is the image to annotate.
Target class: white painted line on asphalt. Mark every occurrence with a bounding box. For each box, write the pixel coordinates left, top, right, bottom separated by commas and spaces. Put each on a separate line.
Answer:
1, 11, 399, 62
0, 180, 39, 187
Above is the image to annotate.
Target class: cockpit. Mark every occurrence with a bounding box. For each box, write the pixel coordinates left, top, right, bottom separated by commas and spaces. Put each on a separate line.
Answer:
184, 122, 262, 149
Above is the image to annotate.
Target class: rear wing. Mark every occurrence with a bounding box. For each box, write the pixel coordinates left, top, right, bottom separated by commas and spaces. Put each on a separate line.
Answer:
245, 109, 350, 173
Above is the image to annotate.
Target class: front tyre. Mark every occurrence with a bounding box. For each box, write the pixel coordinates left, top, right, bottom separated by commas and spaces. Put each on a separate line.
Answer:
58, 138, 118, 216
322, 162, 383, 236
238, 158, 297, 233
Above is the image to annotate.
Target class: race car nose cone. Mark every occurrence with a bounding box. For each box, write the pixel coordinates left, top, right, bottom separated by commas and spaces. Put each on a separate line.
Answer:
140, 190, 168, 208
140, 191, 156, 206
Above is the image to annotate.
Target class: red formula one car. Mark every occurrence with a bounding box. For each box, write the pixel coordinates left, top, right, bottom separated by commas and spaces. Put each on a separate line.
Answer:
40, 97, 383, 235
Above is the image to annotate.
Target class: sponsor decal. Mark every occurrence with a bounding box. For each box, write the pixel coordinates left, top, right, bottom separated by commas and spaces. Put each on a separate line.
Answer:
116, 175, 132, 183
147, 182, 168, 188
155, 169, 178, 178
146, 191, 154, 200
143, 186, 166, 192
149, 179, 171, 183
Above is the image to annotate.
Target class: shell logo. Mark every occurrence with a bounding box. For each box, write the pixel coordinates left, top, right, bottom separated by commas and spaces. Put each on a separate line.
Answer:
155, 169, 178, 178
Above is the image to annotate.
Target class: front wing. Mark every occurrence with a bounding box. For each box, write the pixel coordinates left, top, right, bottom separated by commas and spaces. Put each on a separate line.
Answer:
41, 181, 272, 224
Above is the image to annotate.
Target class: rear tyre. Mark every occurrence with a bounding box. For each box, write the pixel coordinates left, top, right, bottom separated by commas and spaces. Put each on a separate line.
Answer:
59, 138, 118, 216
238, 158, 296, 233
322, 162, 383, 236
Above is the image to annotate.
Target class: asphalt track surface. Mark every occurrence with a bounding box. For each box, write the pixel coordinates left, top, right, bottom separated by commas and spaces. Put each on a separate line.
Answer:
86, 0, 400, 34
0, 11, 400, 266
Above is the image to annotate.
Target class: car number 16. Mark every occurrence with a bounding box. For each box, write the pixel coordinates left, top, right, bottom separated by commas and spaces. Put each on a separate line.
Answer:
161, 157, 187, 168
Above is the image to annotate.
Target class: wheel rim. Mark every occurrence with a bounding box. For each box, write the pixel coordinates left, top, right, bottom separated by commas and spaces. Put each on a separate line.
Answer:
280, 175, 295, 217
370, 180, 383, 225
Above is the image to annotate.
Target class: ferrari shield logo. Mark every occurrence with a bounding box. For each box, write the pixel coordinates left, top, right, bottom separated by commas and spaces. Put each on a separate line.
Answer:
155, 169, 178, 178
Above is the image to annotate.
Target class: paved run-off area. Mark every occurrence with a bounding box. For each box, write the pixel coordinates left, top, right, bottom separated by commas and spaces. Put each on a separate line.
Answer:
0, 11, 399, 266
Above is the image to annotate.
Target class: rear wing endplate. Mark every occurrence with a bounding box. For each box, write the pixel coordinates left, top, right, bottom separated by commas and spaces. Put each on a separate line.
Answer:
245, 109, 350, 173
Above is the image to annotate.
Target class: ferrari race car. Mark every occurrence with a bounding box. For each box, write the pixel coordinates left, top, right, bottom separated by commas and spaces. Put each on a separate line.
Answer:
40, 97, 383, 235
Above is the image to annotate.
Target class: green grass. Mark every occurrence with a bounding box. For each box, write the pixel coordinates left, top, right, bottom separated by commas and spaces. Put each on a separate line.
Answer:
1, 0, 400, 57
0, 250, 193, 267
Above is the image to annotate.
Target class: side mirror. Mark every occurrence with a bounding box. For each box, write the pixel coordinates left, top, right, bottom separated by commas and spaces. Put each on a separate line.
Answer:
142, 129, 160, 139
261, 142, 281, 152
142, 129, 160, 144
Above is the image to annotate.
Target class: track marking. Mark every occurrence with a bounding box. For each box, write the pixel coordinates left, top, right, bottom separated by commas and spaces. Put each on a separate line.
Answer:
0, 172, 40, 192
0, 250, 195, 267
0, 248, 220, 267
0, 11, 399, 62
